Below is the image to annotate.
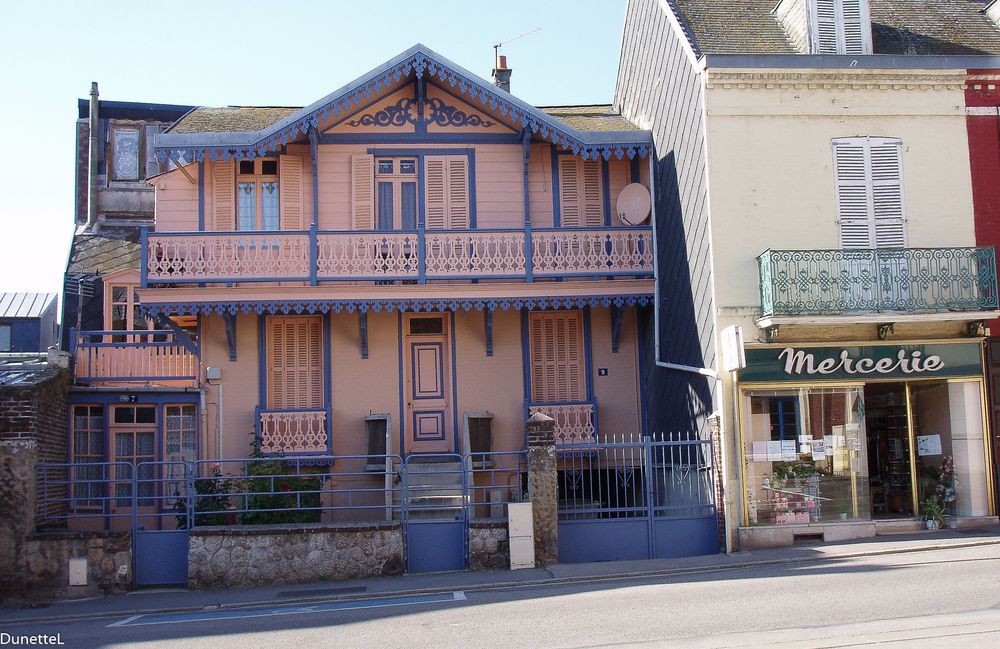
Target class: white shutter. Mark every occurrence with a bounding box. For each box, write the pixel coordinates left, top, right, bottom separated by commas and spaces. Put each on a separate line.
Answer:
833, 137, 905, 249
811, 0, 870, 54
841, 0, 866, 54
869, 138, 905, 247
813, 0, 839, 54
834, 140, 872, 248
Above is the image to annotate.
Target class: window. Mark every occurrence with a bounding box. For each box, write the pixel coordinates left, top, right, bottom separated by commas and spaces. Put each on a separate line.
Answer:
110, 406, 156, 507
350, 154, 469, 230
112, 128, 140, 180
558, 156, 602, 227
767, 397, 800, 444
833, 137, 905, 248
164, 404, 198, 498
810, 0, 871, 55
267, 316, 323, 409
375, 158, 418, 230
106, 282, 151, 341
237, 159, 280, 231
528, 311, 585, 403
72, 405, 104, 508
0, 324, 10, 351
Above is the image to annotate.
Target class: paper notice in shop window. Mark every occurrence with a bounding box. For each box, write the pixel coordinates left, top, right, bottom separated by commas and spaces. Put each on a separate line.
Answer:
824, 435, 834, 457
781, 439, 797, 461
811, 439, 826, 460
752, 441, 767, 461
917, 434, 943, 457
766, 441, 782, 461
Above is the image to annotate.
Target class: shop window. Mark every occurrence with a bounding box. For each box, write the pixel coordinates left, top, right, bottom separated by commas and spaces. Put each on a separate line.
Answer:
71, 405, 104, 508
767, 397, 800, 445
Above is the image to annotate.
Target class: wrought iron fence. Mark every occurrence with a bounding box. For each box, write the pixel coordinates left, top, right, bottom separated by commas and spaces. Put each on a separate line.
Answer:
758, 247, 999, 317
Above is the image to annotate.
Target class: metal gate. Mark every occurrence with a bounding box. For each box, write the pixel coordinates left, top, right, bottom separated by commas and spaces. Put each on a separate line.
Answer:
557, 433, 718, 563
132, 460, 190, 586
402, 454, 467, 572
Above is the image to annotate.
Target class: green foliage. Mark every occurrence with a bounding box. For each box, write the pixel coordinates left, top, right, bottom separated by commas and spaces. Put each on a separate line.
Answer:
236, 459, 322, 526
174, 468, 233, 529
920, 497, 944, 524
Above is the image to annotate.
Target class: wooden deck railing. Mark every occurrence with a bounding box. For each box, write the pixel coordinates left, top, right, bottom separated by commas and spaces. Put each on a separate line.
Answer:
73, 330, 198, 385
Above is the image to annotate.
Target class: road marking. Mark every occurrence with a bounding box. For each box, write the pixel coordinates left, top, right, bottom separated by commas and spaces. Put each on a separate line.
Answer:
106, 591, 466, 628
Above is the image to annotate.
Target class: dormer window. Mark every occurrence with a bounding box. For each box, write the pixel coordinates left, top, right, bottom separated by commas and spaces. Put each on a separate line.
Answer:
237, 159, 279, 231
809, 0, 871, 55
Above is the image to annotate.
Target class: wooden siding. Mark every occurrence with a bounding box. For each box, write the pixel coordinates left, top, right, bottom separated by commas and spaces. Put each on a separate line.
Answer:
154, 168, 199, 232
616, 0, 718, 433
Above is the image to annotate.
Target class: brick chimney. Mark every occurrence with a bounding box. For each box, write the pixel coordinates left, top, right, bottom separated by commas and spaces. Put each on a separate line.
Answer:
492, 55, 512, 93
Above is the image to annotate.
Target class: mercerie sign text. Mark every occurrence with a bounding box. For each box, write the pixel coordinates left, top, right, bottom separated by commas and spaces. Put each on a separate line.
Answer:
739, 343, 981, 383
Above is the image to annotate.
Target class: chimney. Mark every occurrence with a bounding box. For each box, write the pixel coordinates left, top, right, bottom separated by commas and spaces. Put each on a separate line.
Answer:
492, 55, 512, 93
87, 82, 99, 230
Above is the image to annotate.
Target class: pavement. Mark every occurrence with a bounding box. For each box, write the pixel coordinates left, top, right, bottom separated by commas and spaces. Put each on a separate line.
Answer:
2, 523, 998, 627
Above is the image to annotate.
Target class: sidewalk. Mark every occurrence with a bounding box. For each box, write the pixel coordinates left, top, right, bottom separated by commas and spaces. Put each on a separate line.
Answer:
2, 524, 998, 626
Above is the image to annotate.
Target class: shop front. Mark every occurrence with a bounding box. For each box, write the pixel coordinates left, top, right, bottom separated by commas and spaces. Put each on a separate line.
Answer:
736, 341, 996, 548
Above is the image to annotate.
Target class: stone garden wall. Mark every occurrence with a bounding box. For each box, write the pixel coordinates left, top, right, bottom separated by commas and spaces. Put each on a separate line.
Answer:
10, 531, 132, 601
469, 521, 509, 570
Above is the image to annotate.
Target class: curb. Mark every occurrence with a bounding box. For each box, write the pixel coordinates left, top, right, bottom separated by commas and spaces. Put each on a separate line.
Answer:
3, 536, 999, 626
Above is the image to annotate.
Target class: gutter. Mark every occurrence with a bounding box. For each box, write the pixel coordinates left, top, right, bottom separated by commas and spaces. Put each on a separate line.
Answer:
87, 82, 99, 230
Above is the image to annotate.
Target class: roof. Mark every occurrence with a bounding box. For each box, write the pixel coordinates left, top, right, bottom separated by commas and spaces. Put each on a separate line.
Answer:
668, 0, 1000, 56
77, 98, 194, 122
65, 227, 142, 278
538, 105, 642, 132
0, 354, 56, 387
167, 107, 300, 134
0, 293, 56, 319
156, 44, 652, 162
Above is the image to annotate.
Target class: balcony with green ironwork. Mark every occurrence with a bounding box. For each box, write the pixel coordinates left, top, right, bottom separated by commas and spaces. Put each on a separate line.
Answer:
757, 247, 1000, 326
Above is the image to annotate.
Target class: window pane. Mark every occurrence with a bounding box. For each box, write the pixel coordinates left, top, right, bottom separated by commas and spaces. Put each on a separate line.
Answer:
135, 406, 156, 424
399, 159, 416, 174
261, 160, 278, 175
113, 407, 134, 424
115, 433, 133, 457
261, 181, 279, 230
113, 129, 140, 180
401, 182, 417, 230
409, 317, 443, 335
377, 159, 394, 174
112, 286, 129, 302
239, 160, 254, 175
0, 325, 9, 351
377, 181, 394, 231
238, 182, 256, 230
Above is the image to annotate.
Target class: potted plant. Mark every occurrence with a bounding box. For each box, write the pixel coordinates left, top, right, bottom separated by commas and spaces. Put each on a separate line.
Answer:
920, 498, 943, 530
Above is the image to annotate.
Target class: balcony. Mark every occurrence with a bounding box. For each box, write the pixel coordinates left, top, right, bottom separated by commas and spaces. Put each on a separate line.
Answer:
757, 247, 999, 324
527, 400, 597, 445
142, 226, 653, 286
256, 407, 331, 456
72, 330, 198, 386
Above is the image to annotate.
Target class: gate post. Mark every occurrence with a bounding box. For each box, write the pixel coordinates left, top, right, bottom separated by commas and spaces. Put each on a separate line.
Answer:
526, 412, 557, 566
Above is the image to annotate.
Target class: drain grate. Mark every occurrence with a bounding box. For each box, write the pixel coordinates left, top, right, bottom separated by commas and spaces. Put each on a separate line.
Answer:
276, 585, 367, 598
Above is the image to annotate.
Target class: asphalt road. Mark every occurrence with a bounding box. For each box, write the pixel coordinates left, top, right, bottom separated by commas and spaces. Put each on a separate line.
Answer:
5, 543, 1000, 648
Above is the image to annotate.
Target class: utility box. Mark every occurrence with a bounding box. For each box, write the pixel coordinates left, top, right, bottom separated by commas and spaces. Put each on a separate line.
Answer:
507, 502, 535, 570
69, 558, 87, 586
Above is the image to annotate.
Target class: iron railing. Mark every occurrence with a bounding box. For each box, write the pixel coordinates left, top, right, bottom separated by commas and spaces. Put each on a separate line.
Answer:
758, 247, 999, 318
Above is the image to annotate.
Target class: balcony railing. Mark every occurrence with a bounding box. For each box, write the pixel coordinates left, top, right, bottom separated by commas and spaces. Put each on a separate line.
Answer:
72, 330, 198, 384
143, 226, 653, 285
527, 400, 597, 444
256, 406, 331, 456
758, 247, 999, 318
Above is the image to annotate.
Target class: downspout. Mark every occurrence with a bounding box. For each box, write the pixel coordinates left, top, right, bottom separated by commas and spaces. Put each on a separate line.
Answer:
87, 82, 99, 230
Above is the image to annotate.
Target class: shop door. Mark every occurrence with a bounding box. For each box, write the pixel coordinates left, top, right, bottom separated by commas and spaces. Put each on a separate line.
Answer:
864, 383, 914, 517
404, 314, 452, 454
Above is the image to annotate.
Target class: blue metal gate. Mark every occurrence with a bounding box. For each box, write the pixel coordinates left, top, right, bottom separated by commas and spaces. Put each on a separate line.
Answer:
558, 433, 718, 563
132, 460, 190, 586
402, 454, 467, 572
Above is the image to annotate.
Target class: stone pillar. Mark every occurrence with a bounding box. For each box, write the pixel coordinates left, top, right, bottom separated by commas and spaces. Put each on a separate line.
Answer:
0, 440, 38, 599
526, 412, 557, 566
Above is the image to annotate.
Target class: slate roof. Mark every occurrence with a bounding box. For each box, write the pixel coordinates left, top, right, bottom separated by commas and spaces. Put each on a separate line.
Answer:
0, 354, 57, 387
66, 227, 141, 277
538, 105, 642, 132
167, 107, 299, 134
668, 0, 1000, 56
0, 293, 57, 319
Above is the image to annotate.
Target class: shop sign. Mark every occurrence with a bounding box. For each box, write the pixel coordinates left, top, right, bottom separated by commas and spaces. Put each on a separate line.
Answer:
739, 343, 982, 383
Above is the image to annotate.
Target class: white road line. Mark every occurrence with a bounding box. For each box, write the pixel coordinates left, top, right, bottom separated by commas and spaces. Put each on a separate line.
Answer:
106, 615, 143, 628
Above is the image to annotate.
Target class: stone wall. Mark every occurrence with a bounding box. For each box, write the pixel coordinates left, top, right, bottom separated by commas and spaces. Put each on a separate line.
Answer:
189, 522, 404, 589
5, 531, 131, 601
469, 522, 509, 570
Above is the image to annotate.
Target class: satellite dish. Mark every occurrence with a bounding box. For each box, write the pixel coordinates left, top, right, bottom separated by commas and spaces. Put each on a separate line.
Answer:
616, 183, 651, 225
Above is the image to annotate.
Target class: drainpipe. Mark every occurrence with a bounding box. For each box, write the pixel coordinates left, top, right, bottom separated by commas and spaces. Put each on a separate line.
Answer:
87, 82, 99, 230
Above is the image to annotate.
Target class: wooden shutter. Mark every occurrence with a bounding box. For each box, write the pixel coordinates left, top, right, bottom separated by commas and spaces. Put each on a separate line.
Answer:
351, 154, 375, 230
812, 0, 869, 54
840, 0, 869, 54
812, 0, 839, 53
279, 154, 303, 230
559, 157, 602, 227
869, 138, 905, 247
446, 156, 470, 228
267, 316, 323, 409
833, 139, 872, 248
529, 311, 584, 403
213, 161, 235, 230
425, 157, 447, 229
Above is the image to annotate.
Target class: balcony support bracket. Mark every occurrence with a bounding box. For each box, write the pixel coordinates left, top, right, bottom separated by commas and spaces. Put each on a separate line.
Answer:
484, 308, 494, 357
152, 315, 199, 356
968, 320, 986, 337
360, 312, 369, 359
762, 325, 779, 343
610, 304, 623, 353
224, 312, 238, 362
877, 323, 895, 341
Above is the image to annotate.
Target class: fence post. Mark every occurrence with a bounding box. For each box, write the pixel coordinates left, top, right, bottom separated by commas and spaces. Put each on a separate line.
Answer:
526, 412, 557, 566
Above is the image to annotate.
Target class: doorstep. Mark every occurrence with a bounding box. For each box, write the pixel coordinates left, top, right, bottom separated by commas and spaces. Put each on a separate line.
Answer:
739, 515, 998, 550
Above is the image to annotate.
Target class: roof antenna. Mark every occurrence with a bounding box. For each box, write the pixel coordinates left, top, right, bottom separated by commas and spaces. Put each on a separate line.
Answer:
492, 27, 541, 93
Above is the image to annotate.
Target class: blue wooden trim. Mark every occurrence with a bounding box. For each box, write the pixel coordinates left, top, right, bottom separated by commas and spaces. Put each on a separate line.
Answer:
150, 316, 200, 356
583, 307, 595, 403
224, 313, 237, 362
431, 80, 521, 133
520, 309, 531, 426
197, 162, 205, 231
636, 307, 648, 437
366, 147, 474, 157
67, 392, 200, 405
415, 77, 426, 135
309, 223, 319, 286
140, 227, 148, 289
397, 312, 405, 456
484, 309, 493, 357
449, 311, 459, 452
601, 158, 611, 227
409, 341, 445, 400
308, 127, 320, 227
630, 156, 640, 184
610, 304, 623, 354
68, 327, 77, 355
550, 145, 561, 228
321, 80, 416, 132
468, 148, 477, 228
417, 154, 426, 284
75, 375, 198, 383
323, 312, 332, 454
324, 133, 520, 145
359, 312, 369, 359
412, 410, 447, 440
523, 132, 533, 281
257, 314, 266, 407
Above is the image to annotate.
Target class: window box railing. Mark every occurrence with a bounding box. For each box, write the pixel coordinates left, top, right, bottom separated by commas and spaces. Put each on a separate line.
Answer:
72, 329, 198, 384
142, 226, 653, 286
255, 406, 331, 456
758, 247, 999, 318
526, 400, 598, 445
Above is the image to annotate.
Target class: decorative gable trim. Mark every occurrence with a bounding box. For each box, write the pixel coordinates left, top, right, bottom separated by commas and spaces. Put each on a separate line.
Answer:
158, 45, 652, 163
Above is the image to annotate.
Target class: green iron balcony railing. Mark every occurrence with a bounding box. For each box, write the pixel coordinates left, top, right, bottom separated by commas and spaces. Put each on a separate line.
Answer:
757, 247, 999, 318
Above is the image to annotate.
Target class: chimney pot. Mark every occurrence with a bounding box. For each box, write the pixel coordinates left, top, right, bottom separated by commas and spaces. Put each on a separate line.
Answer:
492, 56, 512, 93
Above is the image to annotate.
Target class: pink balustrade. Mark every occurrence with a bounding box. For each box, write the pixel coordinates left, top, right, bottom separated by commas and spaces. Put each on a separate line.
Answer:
316, 232, 419, 279
147, 233, 310, 282
531, 229, 653, 276
74, 331, 198, 386
424, 231, 527, 277
258, 409, 329, 455
528, 402, 597, 444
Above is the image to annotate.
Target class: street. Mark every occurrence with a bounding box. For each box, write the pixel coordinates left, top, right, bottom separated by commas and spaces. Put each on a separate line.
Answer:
4, 542, 1000, 648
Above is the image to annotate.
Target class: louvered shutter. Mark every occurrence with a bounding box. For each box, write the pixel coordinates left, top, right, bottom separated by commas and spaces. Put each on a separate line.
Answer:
424, 157, 447, 229
869, 138, 905, 247
559, 157, 603, 227
582, 159, 602, 226
529, 311, 584, 403
279, 154, 303, 230
812, 0, 870, 54
213, 161, 235, 230
268, 316, 323, 409
559, 157, 582, 227
841, 0, 866, 54
813, 0, 839, 53
351, 154, 375, 230
446, 156, 470, 229
834, 140, 872, 248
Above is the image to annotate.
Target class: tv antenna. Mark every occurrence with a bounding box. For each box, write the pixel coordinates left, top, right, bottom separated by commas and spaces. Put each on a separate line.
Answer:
492, 27, 541, 67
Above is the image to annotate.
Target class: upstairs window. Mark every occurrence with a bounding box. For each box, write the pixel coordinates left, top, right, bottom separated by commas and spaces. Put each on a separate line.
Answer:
810, 0, 871, 55
350, 154, 469, 230
267, 316, 323, 410
375, 158, 418, 230
237, 159, 280, 231
833, 137, 905, 248
112, 128, 141, 181
106, 281, 152, 341
212, 156, 302, 231
558, 156, 602, 227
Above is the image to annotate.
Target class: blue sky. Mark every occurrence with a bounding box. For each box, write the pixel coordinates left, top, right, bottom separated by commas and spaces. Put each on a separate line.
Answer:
0, 0, 627, 300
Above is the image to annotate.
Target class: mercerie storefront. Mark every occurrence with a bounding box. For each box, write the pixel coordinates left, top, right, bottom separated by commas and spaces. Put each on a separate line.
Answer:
736, 341, 995, 538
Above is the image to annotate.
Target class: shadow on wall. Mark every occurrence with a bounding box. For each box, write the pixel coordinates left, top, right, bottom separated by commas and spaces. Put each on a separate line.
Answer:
640, 151, 716, 434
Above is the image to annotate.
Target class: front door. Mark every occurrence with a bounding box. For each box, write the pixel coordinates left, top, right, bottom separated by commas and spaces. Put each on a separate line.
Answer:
404, 313, 452, 454
109, 405, 157, 529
